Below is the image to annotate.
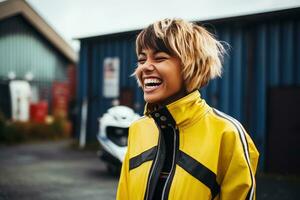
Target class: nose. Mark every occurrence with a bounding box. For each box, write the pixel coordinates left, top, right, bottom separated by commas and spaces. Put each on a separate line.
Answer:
140, 60, 155, 73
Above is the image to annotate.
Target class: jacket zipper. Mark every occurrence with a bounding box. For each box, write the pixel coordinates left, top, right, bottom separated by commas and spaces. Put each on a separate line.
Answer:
161, 125, 178, 200
144, 129, 165, 200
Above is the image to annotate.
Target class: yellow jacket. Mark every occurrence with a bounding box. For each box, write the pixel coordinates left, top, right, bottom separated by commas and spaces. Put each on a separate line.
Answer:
117, 91, 259, 200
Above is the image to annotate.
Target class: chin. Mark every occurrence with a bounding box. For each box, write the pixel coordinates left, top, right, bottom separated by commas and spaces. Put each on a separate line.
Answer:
144, 94, 162, 104
144, 97, 157, 104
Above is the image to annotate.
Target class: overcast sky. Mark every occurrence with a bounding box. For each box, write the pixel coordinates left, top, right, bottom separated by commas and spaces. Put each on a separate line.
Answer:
26, 0, 300, 51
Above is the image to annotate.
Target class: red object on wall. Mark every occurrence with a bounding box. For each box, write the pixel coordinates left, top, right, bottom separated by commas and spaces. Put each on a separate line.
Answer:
52, 81, 69, 117
67, 64, 76, 99
30, 101, 48, 123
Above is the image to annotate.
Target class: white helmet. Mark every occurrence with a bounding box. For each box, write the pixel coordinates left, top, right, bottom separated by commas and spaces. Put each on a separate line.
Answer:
98, 106, 140, 162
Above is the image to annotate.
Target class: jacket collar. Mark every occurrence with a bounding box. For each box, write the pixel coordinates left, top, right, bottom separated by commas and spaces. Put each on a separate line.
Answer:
145, 90, 211, 129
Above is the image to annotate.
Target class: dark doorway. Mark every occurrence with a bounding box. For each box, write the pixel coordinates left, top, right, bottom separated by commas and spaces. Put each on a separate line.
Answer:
266, 87, 300, 174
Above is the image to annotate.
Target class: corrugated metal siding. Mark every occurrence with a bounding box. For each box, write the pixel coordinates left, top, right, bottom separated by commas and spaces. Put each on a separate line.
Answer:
238, 20, 296, 166
201, 18, 300, 166
78, 10, 300, 168
77, 35, 142, 140
0, 15, 68, 81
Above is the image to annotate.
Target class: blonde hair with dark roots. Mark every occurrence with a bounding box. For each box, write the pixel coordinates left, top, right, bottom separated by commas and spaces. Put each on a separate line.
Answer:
135, 18, 226, 92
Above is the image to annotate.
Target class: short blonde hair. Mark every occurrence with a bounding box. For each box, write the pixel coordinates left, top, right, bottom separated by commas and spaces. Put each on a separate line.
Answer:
135, 18, 226, 92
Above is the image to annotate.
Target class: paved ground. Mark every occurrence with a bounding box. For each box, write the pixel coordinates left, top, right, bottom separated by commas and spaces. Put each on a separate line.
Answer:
0, 140, 118, 200
256, 173, 299, 199
0, 140, 299, 200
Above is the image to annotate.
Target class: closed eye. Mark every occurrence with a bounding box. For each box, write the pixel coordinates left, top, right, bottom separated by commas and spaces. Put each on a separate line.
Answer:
154, 51, 170, 62
137, 58, 146, 64
155, 57, 167, 62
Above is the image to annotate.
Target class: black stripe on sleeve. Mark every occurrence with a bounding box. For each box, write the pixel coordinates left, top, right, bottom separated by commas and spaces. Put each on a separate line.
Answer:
129, 146, 158, 170
177, 150, 220, 199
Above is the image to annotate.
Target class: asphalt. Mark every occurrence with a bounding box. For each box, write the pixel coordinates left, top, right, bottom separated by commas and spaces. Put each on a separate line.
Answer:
0, 140, 299, 200
256, 173, 299, 199
0, 140, 118, 200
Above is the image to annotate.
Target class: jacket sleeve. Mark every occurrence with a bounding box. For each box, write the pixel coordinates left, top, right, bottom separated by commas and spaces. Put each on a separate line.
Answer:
217, 127, 259, 200
116, 127, 131, 200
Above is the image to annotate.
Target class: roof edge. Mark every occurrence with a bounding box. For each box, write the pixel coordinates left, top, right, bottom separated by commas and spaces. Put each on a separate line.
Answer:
77, 6, 300, 41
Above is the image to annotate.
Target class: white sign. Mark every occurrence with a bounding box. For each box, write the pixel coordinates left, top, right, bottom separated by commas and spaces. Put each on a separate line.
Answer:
103, 57, 120, 98
9, 80, 31, 121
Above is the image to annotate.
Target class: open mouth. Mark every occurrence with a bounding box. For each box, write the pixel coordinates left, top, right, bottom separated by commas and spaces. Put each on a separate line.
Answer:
144, 78, 162, 90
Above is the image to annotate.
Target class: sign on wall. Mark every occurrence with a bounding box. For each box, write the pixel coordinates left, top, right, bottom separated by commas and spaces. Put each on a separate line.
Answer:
103, 57, 120, 98
52, 81, 69, 117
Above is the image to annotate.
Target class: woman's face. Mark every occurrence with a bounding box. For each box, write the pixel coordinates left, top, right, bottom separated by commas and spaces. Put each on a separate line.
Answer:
136, 48, 186, 105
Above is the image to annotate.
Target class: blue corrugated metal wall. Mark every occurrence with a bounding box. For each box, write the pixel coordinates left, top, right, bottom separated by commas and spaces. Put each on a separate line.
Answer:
77, 33, 143, 141
201, 18, 300, 167
78, 10, 300, 169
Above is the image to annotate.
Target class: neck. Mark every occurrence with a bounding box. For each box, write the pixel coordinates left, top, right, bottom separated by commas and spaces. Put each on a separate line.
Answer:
156, 87, 188, 107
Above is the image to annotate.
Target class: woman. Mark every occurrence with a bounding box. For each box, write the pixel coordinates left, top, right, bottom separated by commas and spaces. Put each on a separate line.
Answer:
116, 18, 259, 200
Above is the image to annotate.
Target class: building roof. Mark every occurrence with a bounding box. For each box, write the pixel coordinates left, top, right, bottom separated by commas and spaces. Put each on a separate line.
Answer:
77, 6, 300, 41
0, 0, 77, 63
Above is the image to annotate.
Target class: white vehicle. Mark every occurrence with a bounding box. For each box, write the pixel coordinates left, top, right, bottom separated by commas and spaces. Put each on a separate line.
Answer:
97, 105, 140, 174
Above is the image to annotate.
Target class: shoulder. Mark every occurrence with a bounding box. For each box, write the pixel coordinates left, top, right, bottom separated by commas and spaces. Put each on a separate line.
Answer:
210, 108, 259, 157
129, 115, 157, 137
208, 108, 246, 135
206, 108, 253, 151
128, 115, 160, 150
129, 115, 153, 129
210, 109, 260, 178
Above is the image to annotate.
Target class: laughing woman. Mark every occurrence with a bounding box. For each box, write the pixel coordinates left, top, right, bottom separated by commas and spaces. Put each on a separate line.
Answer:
116, 18, 259, 200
